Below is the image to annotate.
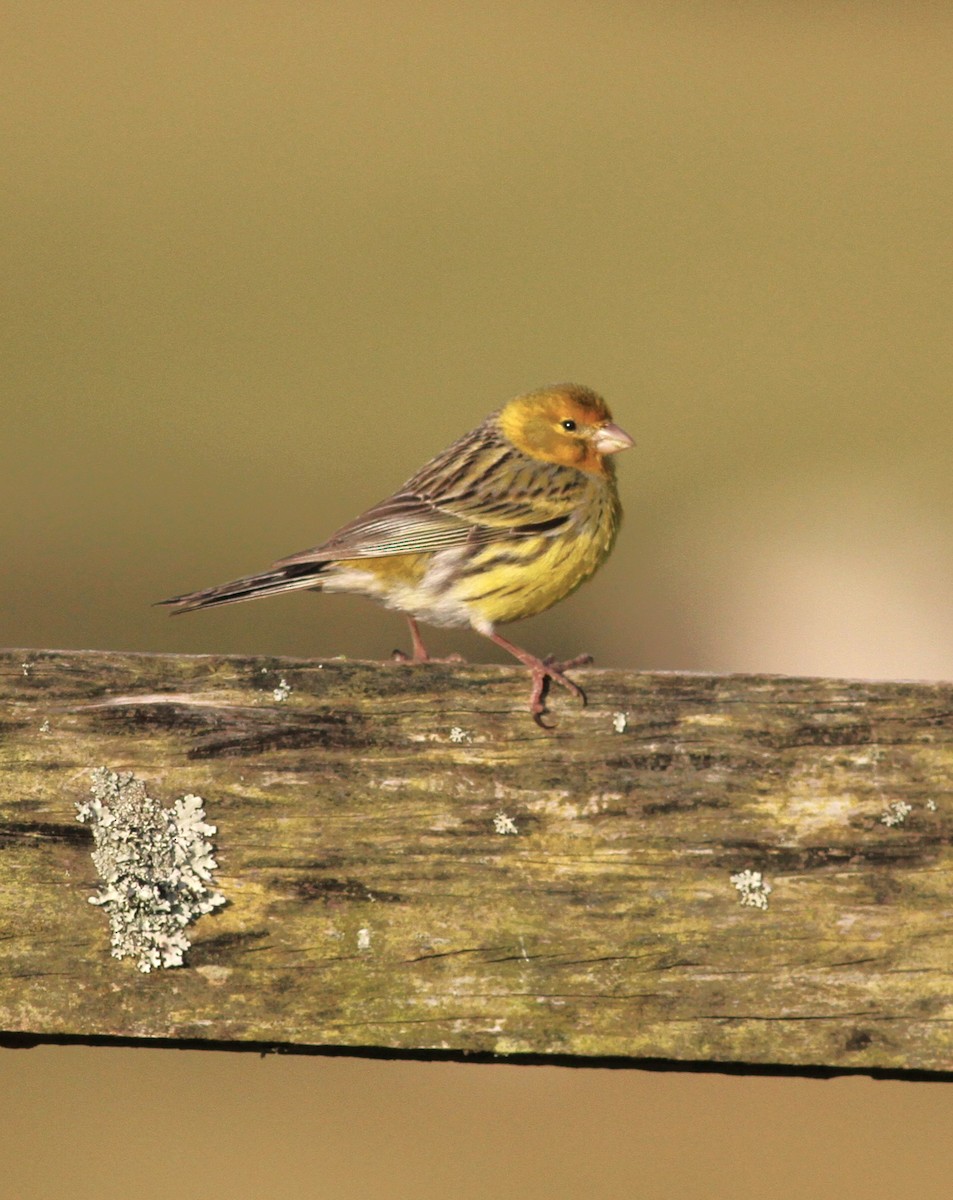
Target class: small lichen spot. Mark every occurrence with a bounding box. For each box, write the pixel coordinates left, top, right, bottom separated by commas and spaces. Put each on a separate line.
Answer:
76, 768, 225, 972
612, 712, 628, 733
39, 719, 51, 733
357, 927, 371, 951
926, 799, 938, 812
493, 812, 518, 835
730, 869, 772, 910
21, 662, 31, 676
449, 726, 471, 743
881, 800, 912, 827
272, 677, 292, 702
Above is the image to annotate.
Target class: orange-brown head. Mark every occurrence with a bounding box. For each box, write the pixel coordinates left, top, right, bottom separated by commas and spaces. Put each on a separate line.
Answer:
497, 384, 633, 476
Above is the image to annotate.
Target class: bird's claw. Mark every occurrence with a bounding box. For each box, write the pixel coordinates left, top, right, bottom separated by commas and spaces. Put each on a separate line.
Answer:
392, 649, 465, 664
529, 653, 592, 728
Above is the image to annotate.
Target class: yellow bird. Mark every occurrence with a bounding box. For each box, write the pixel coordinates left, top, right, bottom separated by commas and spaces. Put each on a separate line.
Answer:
160, 384, 633, 724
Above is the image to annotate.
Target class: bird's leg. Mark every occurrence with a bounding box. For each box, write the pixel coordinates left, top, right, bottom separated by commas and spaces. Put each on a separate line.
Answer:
486, 630, 592, 728
407, 616, 431, 661
392, 617, 464, 664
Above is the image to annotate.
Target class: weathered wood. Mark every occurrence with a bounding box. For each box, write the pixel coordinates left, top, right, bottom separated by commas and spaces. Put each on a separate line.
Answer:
1, 647, 952, 1073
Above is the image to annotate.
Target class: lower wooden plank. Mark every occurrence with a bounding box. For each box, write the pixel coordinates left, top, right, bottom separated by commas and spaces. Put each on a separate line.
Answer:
1, 648, 952, 1072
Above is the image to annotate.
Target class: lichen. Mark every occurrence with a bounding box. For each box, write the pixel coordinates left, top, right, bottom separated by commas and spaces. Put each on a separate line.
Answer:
76, 768, 225, 972
730, 869, 772, 910
881, 800, 913, 827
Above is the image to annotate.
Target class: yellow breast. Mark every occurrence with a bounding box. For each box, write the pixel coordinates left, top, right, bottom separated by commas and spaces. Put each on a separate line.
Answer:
450, 477, 621, 628
323, 468, 622, 634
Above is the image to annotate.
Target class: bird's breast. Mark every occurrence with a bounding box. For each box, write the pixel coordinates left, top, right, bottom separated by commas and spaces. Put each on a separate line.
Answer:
445, 481, 621, 628
320, 474, 621, 633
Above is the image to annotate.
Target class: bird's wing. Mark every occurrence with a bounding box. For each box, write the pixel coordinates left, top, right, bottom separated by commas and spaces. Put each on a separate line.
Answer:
275, 424, 586, 567
407, 421, 590, 527
276, 492, 486, 564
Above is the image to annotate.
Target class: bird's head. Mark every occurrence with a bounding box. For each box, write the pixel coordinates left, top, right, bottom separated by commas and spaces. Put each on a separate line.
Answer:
498, 384, 634, 476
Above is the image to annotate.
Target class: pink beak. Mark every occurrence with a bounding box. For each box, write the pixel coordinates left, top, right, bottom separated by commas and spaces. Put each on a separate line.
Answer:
592, 422, 635, 455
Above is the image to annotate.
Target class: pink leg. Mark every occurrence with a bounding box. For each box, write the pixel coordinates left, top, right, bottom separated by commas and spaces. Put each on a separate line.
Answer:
407, 616, 430, 661
392, 617, 464, 664
486, 630, 592, 728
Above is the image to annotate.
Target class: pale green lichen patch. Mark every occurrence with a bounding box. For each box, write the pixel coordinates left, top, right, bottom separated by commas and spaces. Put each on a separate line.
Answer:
730, 868, 773, 910
493, 812, 519, 835
881, 800, 913, 827
76, 768, 225, 972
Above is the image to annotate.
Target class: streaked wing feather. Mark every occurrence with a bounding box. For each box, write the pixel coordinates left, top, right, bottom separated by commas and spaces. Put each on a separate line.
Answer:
276, 417, 585, 567
407, 421, 588, 527
275, 493, 482, 565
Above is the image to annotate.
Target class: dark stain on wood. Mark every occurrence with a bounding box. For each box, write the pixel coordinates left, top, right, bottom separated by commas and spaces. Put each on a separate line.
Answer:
188, 712, 368, 758
0, 820, 91, 848
188, 929, 272, 962
284, 876, 404, 904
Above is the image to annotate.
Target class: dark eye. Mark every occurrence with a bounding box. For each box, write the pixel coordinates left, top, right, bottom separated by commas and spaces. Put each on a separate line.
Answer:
560, 419, 577, 432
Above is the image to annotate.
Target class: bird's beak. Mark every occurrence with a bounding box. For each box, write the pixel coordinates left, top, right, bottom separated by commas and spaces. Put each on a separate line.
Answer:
592, 422, 635, 455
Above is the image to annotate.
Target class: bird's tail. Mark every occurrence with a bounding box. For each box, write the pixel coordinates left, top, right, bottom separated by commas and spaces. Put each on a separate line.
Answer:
158, 560, 327, 613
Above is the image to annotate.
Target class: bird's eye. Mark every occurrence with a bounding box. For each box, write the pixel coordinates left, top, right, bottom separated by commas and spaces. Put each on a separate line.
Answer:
560, 419, 577, 432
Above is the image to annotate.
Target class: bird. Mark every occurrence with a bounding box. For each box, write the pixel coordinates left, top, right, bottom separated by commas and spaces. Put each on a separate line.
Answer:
159, 383, 633, 725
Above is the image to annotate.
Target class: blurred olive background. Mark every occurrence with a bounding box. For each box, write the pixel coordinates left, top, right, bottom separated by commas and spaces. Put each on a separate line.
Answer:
3, 4, 953, 1198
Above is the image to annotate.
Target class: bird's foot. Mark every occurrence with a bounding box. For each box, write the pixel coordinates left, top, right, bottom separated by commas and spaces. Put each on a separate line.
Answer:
484, 630, 592, 728
392, 648, 465, 664
527, 653, 593, 729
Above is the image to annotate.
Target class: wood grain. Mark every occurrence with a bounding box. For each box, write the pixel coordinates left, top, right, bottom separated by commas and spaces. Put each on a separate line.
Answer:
2, 648, 952, 1072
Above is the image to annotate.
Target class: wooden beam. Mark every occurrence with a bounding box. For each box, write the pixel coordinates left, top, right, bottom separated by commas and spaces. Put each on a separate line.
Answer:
2, 648, 952, 1073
